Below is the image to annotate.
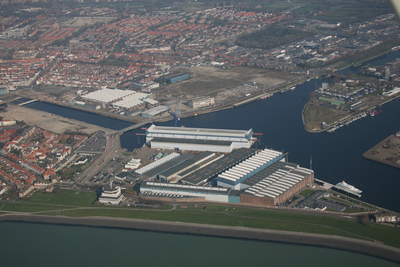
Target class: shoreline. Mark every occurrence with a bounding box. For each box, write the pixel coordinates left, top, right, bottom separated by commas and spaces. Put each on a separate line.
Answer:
1, 214, 400, 263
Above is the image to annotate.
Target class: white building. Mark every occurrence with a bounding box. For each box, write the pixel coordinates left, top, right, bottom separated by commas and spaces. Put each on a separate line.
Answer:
187, 96, 215, 109
146, 124, 254, 153
98, 181, 124, 205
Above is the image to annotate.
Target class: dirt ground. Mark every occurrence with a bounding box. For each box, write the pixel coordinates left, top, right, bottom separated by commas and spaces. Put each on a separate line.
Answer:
157, 66, 298, 102
363, 135, 400, 169
1, 105, 112, 134
303, 104, 348, 131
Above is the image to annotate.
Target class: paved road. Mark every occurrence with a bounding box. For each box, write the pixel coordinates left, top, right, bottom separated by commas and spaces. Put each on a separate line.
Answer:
75, 133, 122, 186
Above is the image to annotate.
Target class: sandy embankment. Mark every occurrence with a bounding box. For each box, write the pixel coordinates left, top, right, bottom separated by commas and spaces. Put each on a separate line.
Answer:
1, 214, 400, 264
2, 105, 112, 135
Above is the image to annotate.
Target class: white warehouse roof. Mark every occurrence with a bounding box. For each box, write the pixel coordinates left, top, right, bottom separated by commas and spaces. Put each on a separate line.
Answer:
113, 92, 150, 109
82, 88, 134, 104
147, 124, 252, 139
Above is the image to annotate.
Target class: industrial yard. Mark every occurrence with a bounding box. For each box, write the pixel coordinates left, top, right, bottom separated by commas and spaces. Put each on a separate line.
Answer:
363, 133, 400, 169
155, 66, 296, 102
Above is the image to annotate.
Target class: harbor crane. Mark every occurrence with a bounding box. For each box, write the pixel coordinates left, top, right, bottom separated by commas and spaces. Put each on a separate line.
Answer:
168, 100, 181, 127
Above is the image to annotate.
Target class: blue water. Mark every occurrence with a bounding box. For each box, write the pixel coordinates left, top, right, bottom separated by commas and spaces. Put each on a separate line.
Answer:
27, 101, 132, 130
0, 222, 398, 267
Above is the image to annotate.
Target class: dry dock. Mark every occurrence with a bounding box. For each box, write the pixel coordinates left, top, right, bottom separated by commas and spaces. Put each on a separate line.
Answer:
362, 134, 400, 169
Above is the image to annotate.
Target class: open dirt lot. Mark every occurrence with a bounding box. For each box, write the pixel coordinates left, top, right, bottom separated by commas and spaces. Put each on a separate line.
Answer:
1, 105, 112, 134
157, 66, 298, 101
363, 134, 400, 169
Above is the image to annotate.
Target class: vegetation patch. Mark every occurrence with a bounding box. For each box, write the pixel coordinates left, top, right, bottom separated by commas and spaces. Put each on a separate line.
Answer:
1, 203, 74, 212
27, 190, 97, 207
299, 190, 315, 198
236, 26, 313, 50
160, 204, 173, 210
303, 104, 344, 131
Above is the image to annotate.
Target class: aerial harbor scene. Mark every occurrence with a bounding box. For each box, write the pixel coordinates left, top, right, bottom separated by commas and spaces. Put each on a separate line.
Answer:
0, 0, 400, 266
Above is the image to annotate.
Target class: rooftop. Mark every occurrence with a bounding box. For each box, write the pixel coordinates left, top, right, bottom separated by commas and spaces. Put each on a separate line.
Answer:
147, 124, 252, 138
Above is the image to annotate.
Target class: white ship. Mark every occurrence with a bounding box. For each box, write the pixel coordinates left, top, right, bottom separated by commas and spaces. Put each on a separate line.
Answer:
335, 181, 362, 194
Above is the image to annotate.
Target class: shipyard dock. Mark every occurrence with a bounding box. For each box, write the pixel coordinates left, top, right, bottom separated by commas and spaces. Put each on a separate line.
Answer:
362, 133, 400, 169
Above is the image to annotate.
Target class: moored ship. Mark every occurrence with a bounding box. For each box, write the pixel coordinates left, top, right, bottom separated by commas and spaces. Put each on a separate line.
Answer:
335, 181, 362, 195
369, 108, 382, 117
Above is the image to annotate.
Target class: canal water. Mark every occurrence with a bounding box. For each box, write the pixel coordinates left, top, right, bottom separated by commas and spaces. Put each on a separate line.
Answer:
0, 222, 398, 267
25, 50, 400, 212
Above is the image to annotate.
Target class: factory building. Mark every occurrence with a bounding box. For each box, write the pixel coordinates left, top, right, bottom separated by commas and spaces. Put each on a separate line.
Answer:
81, 88, 134, 108
166, 73, 189, 83
80, 88, 156, 111
141, 106, 170, 119
112, 91, 149, 112
158, 151, 221, 182
187, 96, 215, 109
239, 161, 314, 207
0, 87, 9, 95
216, 148, 284, 190
140, 148, 314, 207
140, 182, 242, 203
146, 124, 254, 153
180, 148, 255, 185
135, 152, 194, 181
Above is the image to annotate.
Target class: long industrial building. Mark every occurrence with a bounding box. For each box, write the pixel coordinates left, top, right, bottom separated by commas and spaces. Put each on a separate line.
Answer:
140, 159, 313, 206
146, 124, 254, 153
138, 148, 314, 207
216, 148, 284, 190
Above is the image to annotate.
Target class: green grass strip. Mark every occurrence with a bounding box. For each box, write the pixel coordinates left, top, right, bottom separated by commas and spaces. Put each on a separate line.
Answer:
1, 203, 75, 212
26, 190, 97, 207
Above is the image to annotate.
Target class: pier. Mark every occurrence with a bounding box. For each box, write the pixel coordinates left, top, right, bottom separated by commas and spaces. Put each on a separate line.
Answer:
233, 95, 260, 107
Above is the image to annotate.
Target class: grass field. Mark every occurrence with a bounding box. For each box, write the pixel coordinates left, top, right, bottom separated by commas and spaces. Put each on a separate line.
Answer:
27, 190, 97, 207
299, 190, 315, 198
1, 202, 74, 212
160, 204, 173, 210
303, 104, 345, 130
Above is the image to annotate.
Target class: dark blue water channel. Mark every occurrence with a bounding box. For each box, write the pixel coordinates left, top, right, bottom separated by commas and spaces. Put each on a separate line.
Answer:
0, 222, 399, 267
26, 101, 133, 130
26, 50, 400, 211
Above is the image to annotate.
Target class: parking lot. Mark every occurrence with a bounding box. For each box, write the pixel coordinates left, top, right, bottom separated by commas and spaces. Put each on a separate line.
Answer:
76, 131, 108, 154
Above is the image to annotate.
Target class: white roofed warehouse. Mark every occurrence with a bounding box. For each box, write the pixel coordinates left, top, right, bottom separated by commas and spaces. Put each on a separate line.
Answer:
80, 88, 157, 111
146, 124, 254, 153
138, 148, 314, 207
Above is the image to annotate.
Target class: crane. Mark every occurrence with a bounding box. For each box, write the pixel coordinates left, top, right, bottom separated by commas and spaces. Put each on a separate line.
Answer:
169, 111, 180, 127
168, 100, 181, 127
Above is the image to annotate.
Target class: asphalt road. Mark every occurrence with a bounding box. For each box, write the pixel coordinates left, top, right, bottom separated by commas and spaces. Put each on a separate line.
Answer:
77, 133, 122, 186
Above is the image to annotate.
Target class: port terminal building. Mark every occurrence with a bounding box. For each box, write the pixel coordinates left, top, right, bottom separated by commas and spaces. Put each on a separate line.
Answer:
98, 181, 124, 205
145, 124, 254, 153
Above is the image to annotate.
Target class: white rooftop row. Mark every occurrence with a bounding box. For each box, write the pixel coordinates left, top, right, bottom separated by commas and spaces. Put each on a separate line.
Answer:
82, 88, 135, 104
135, 152, 180, 175
145, 181, 228, 192
218, 149, 282, 182
112, 91, 153, 109
147, 124, 252, 139
244, 166, 313, 198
